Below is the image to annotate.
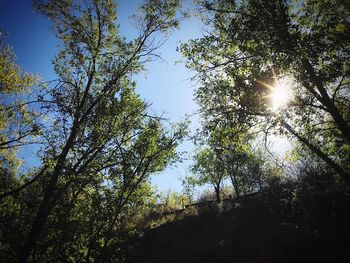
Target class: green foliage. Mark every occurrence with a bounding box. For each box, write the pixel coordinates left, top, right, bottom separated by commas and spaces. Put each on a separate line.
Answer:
0, 1, 185, 262
181, 175, 196, 203
191, 147, 226, 202
159, 189, 188, 210
181, 0, 350, 181
0, 32, 39, 176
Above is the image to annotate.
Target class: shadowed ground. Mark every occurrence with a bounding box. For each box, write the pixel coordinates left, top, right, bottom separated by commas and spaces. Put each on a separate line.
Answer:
131, 191, 350, 263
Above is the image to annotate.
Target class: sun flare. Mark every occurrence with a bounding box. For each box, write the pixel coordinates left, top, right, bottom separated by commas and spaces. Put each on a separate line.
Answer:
271, 78, 292, 110
260, 77, 293, 111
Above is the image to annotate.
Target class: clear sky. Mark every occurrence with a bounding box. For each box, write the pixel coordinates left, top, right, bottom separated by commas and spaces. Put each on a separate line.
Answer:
0, 0, 203, 193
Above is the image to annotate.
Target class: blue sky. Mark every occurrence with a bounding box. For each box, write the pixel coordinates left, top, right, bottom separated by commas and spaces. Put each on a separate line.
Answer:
0, 0, 203, 192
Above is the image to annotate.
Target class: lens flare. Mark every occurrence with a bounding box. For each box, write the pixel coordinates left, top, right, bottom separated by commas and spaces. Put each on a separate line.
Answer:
271, 78, 292, 110
259, 76, 293, 111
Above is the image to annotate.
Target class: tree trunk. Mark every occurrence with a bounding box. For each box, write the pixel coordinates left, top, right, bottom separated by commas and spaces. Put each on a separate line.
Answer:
214, 185, 221, 203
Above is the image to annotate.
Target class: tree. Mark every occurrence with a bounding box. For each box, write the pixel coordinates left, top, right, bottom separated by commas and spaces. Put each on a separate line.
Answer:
208, 123, 254, 199
181, 175, 196, 203
0, 0, 186, 262
180, 0, 350, 182
191, 148, 226, 202
0, 31, 40, 190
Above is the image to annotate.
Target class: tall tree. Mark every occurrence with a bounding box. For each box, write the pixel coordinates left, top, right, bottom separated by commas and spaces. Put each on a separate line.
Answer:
181, 0, 350, 181
11, 0, 184, 262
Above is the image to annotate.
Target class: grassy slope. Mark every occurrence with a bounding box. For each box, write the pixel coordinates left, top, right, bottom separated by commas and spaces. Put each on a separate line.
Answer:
131, 190, 350, 263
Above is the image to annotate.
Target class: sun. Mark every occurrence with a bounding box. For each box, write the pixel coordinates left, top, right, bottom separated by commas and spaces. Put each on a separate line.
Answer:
271, 78, 292, 110
260, 76, 293, 111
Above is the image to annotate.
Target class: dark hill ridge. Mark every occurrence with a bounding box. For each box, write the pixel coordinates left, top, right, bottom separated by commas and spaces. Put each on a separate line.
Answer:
131, 190, 350, 263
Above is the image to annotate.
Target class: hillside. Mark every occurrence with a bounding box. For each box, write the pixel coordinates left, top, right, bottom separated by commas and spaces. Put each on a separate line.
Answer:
131, 190, 350, 263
